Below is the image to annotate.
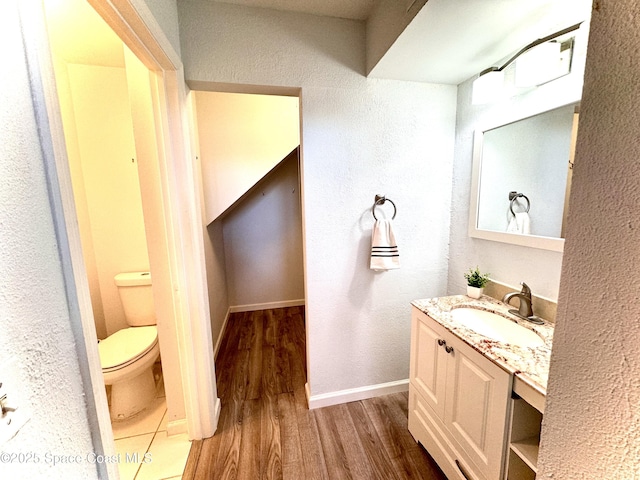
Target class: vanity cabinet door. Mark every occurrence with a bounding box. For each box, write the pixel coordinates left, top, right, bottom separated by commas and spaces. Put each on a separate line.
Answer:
409, 307, 512, 480
410, 308, 448, 419
444, 332, 512, 480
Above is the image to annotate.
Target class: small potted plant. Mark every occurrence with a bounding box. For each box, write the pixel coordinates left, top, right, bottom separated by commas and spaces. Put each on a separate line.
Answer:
464, 266, 490, 299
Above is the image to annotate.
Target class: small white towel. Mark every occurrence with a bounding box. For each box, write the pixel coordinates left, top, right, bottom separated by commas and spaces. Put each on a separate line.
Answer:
370, 219, 400, 271
507, 212, 531, 235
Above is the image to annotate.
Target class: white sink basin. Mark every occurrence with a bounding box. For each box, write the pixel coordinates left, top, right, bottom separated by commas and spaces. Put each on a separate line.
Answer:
450, 308, 545, 348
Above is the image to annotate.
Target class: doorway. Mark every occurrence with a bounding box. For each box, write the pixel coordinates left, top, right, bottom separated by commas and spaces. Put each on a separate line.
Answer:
43, 0, 192, 477
28, 0, 220, 477
189, 89, 305, 367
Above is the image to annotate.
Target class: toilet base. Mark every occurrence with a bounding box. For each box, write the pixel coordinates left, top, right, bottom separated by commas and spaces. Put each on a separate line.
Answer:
109, 367, 156, 421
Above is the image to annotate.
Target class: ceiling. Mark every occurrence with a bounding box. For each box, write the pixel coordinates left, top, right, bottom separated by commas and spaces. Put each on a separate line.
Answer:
46, 0, 593, 86
211, 0, 593, 85
209, 0, 375, 21
369, 0, 593, 84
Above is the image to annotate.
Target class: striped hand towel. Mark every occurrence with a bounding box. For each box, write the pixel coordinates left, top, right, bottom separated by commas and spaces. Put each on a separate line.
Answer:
370, 219, 400, 271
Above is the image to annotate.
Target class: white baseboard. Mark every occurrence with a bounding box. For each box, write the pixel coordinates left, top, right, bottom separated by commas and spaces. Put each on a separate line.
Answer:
213, 308, 231, 360
211, 396, 222, 436
307, 379, 409, 410
167, 418, 188, 436
229, 299, 305, 313
168, 397, 221, 440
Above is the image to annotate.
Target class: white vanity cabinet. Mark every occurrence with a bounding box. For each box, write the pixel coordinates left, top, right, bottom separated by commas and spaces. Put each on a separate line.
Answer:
409, 307, 512, 480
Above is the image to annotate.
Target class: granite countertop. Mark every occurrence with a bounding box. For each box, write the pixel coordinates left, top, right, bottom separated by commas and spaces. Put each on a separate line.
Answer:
411, 295, 554, 397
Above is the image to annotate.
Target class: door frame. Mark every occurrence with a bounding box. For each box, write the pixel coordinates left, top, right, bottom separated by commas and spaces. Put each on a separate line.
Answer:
21, 0, 219, 475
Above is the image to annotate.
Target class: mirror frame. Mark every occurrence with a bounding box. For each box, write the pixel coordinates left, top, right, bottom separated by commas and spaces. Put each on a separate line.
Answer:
468, 100, 580, 253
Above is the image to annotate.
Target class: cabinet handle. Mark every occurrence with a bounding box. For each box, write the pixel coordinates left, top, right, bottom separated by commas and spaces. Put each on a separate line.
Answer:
437, 339, 446, 346
455, 459, 473, 480
445, 345, 454, 354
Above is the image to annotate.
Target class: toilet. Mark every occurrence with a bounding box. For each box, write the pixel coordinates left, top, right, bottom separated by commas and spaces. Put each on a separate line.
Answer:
99, 271, 160, 421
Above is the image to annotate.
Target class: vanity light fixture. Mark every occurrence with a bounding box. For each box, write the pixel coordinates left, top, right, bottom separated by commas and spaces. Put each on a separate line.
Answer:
472, 22, 582, 105
515, 37, 573, 88
471, 67, 505, 105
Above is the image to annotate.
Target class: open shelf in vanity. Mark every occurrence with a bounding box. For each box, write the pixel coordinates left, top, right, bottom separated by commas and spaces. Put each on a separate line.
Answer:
507, 379, 544, 479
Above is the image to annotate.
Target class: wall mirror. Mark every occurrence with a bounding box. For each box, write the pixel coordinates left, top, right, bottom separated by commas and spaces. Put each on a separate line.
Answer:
469, 102, 579, 252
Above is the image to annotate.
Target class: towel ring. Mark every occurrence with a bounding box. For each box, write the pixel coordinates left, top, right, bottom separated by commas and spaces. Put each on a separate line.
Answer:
372, 195, 397, 220
509, 191, 530, 216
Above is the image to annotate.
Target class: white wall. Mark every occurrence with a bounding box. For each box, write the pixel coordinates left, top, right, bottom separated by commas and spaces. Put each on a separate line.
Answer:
64, 63, 151, 337
222, 150, 304, 308
52, 54, 109, 339
194, 91, 300, 223
179, 1, 457, 398
447, 22, 590, 301
538, 1, 640, 477
0, 0, 98, 477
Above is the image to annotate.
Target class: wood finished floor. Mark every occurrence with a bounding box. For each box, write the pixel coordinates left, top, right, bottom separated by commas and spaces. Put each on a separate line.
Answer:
183, 307, 447, 480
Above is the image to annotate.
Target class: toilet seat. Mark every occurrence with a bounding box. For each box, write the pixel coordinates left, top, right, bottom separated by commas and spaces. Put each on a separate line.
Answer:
99, 326, 158, 373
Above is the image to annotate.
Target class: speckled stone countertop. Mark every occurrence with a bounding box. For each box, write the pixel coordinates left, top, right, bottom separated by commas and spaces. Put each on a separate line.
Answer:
411, 295, 554, 397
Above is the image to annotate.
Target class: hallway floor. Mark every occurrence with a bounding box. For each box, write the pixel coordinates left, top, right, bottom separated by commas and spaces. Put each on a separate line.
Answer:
183, 306, 446, 480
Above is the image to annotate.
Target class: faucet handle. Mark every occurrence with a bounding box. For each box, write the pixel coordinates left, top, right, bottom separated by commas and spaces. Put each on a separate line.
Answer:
520, 282, 531, 297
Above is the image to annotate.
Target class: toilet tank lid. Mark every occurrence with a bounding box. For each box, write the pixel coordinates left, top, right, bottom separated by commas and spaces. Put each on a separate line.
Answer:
114, 271, 151, 286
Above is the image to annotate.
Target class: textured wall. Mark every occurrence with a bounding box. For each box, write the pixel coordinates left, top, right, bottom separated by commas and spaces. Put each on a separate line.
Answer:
0, 0, 98, 477
179, 1, 457, 396
538, 1, 640, 477
138, 0, 181, 57
447, 21, 590, 301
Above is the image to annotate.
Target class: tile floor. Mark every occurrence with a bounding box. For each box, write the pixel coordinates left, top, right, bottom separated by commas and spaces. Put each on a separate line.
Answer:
109, 364, 192, 480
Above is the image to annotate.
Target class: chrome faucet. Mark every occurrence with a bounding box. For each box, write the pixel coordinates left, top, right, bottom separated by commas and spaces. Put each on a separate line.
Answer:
503, 282, 543, 324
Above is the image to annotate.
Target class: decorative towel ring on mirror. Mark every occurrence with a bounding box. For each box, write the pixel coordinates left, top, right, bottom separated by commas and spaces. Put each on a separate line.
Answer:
372, 194, 397, 220
509, 191, 530, 216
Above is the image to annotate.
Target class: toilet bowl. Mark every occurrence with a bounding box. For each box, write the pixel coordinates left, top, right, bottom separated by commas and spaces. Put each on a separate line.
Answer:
99, 271, 160, 420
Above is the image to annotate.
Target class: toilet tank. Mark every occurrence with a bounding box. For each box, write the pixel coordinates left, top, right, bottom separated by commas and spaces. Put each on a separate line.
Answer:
114, 272, 156, 326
